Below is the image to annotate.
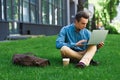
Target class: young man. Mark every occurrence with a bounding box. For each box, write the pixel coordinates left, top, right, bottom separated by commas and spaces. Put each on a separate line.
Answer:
56, 11, 104, 68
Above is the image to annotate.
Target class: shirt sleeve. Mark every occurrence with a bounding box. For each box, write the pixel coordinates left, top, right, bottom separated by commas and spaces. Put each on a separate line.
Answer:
56, 27, 76, 49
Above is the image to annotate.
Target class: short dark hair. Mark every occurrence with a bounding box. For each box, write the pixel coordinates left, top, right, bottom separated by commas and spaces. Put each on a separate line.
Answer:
75, 11, 89, 22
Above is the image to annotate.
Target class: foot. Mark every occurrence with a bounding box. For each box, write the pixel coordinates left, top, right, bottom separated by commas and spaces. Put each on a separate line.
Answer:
76, 62, 86, 68
90, 59, 99, 66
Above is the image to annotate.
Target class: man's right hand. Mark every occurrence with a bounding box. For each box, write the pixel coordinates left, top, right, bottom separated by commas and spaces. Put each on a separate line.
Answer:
76, 40, 87, 47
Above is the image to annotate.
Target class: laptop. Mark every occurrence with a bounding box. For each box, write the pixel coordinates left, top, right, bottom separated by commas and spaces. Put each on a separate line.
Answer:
87, 30, 108, 45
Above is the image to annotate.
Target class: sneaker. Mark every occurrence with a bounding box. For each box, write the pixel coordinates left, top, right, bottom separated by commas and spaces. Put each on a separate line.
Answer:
90, 59, 99, 66
76, 62, 86, 68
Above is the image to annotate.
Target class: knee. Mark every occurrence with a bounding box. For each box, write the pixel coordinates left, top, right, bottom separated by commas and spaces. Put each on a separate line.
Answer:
60, 46, 69, 53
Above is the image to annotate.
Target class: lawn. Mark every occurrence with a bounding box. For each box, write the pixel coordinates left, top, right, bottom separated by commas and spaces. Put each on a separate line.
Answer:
0, 34, 120, 80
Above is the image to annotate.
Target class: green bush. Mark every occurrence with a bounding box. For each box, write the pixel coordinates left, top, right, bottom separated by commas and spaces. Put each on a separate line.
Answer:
106, 24, 119, 34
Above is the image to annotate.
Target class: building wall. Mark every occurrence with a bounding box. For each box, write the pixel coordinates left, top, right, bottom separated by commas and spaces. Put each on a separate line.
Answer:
19, 23, 62, 35
0, 0, 79, 41
0, 21, 9, 40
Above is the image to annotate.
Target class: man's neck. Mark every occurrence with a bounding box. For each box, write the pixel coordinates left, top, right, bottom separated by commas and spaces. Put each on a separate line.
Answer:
75, 27, 81, 32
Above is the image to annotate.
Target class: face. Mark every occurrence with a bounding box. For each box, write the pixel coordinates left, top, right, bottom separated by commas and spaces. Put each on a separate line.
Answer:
75, 17, 88, 30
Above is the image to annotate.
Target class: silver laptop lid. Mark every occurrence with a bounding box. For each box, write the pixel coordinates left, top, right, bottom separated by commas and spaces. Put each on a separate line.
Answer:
87, 30, 108, 45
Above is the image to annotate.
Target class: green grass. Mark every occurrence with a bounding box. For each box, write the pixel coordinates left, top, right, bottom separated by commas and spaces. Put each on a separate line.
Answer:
0, 34, 120, 80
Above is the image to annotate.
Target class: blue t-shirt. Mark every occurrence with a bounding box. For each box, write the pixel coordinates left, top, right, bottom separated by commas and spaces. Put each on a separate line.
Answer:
56, 24, 91, 51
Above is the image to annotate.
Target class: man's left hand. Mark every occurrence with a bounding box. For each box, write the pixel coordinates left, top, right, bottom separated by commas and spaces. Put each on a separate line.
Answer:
97, 42, 104, 49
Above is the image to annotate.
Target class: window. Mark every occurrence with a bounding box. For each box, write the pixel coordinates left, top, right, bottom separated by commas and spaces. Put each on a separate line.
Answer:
22, 0, 38, 23
0, 0, 1, 20
1, 0, 65, 25
49, 1, 53, 24
23, 0, 29, 22
13, 0, 19, 21
1, 0, 5, 20
30, 0, 36, 23
20, 0, 23, 22
57, 0, 63, 25
41, 0, 64, 26
42, 0, 49, 24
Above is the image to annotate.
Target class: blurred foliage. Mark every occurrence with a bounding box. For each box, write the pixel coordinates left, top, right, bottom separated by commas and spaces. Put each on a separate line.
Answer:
91, 0, 120, 34
95, 0, 118, 22
106, 0, 119, 22
106, 24, 119, 34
